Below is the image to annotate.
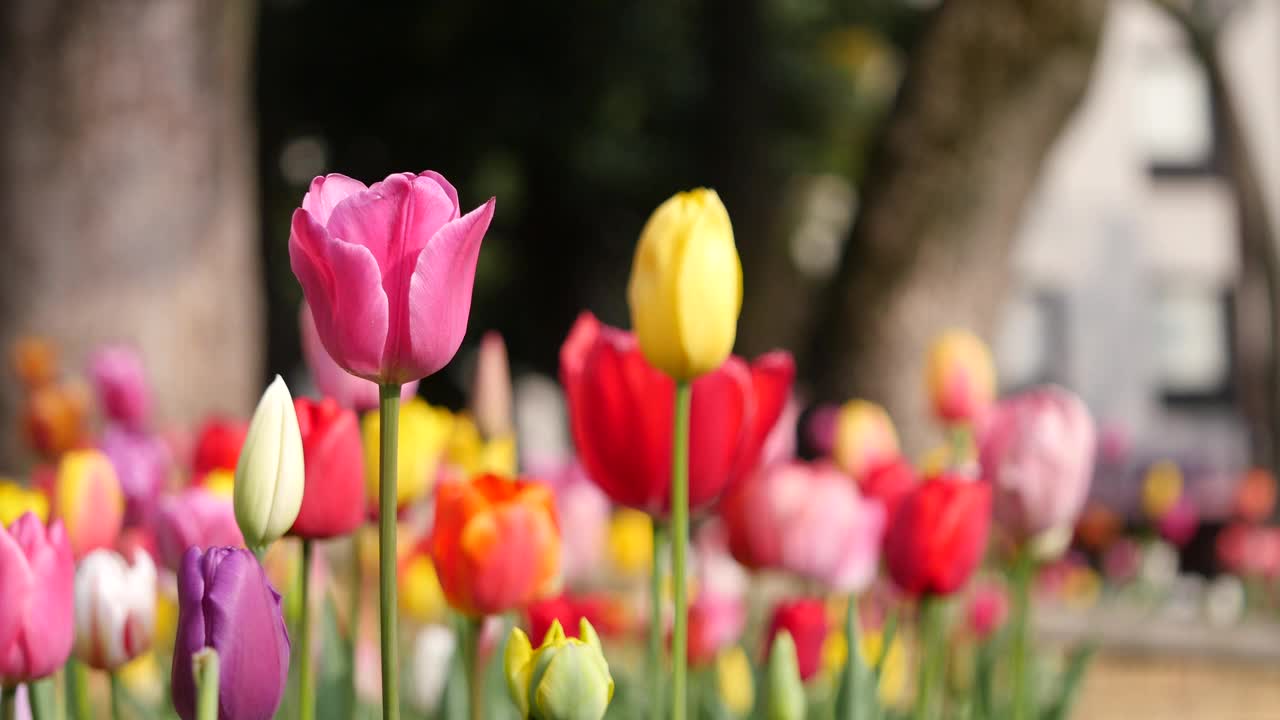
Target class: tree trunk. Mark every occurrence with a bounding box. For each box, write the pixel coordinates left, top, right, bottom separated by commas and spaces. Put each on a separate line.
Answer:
805, 0, 1106, 453
0, 1, 262, 467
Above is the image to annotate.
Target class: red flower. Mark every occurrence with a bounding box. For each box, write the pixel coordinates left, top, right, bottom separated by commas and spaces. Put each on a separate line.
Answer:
860, 459, 918, 525
686, 592, 746, 667
560, 312, 793, 515
884, 475, 991, 596
289, 398, 366, 539
526, 593, 627, 643
764, 598, 827, 682
191, 418, 248, 480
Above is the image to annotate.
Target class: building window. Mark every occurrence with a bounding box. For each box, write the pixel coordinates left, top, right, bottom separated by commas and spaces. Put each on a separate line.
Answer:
1154, 284, 1233, 406
996, 290, 1067, 392
1135, 43, 1219, 176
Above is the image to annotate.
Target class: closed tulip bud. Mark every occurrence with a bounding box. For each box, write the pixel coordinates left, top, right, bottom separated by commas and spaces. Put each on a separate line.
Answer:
764, 631, 806, 720
156, 487, 244, 573
832, 400, 900, 480
429, 474, 561, 616
0, 513, 75, 685
505, 619, 614, 720
472, 331, 514, 440
171, 547, 289, 720
885, 475, 991, 596
234, 377, 305, 550
764, 599, 827, 683
54, 449, 124, 558
89, 345, 152, 431
627, 189, 743, 381
362, 397, 454, 510
73, 549, 156, 670
0, 481, 48, 527
926, 329, 996, 425
289, 397, 365, 539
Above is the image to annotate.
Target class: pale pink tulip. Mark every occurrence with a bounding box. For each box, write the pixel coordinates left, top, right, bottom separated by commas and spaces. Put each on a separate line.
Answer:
299, 302, 418, 411
289, 171, 495, 385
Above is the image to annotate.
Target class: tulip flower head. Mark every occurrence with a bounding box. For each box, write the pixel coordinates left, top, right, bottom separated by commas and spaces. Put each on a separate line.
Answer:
561, 313, 793, 515
858, 459, 918, 526
884, 474, 991, 596
832, 400, 900, 480
299, 302, 419, 411
73, 548, 157, 670
89, 345, 152, 431
234, 377, 304, 550
925, 329, 996, 425
192, 418, 249, 481
965, 583, 1009, 640
1235, 468, 1277, 523
627, 188, 743, 381
0, 482, 48, 527
505, 619, 614, 720
289, 397, 365, 539
472, 331, 514, 440
171, 547, 290, 720
100, 424, 171, 527
156, 487, 244, 573
979, 385, 1096, 554
54, 449, 124, 558
0, 513, 75, 685
429, 474, 561, 616
764, 599, 828, 683
289, 171, 496, 385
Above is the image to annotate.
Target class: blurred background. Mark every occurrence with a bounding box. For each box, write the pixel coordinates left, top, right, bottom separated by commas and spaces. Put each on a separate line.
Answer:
1, 0, 1279, 715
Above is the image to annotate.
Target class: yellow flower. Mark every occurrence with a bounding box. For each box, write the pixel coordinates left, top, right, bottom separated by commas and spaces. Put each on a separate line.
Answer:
716, 646, 755, 717
925, 329, 996, 425
607, 510, 653, 578
627, 188, 743, 381
505, 619, 614, 720
1142, 460, 1182, 520
0, 480, 48, 526
362, 397, 454, 508
446, 414, 517, 477
400, 554, 447, 623
118, 652, 163, 705
203, 469, 236, 499
832, 400, 899, 478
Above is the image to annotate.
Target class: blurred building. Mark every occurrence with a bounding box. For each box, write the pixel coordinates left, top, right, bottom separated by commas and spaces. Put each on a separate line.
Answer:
997, 0, 1280, 482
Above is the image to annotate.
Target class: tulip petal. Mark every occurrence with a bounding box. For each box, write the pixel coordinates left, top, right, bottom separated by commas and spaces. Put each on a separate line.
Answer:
400, 197, 495, 381
729, 351, 795, 486
301, 174, 368, 227
0, 522, 34, 656
290, 209, 389, 380
687, 357, 750, 509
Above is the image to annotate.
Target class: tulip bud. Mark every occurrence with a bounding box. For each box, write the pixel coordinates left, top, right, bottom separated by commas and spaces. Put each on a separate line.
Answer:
171, 547, 290, 720
234, 377, 305, 550
54, 449, 125, 558
472, 331, 514, 440
764, 631, 806, 720
925, 329, 996, 425
832, 400, 900, 480
0, 513, 75, 685
505, 619, 614, 720
73, 549, 156, 670
627, 188, 743, 381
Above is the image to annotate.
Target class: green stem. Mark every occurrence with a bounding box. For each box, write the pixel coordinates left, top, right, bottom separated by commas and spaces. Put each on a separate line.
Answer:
349, 533, 363, 718
379, 384, 402, 720
1010, 550, 1036, 720
949, 425, 970, 471
463, 616, 485, 720
669, 381, 692, 720
109, 674, 123, 720
912, 598, 946, 720
299, 538, 316, 720
842, 596, 862, 720
648, 522, 667, 720
26, 679, 54, 720
68, 662, 89, 720
193, 648, 220, 720
1, 687, 14, 720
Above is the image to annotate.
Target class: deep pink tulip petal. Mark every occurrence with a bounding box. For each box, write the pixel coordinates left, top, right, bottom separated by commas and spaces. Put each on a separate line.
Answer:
0, 525, 34, 655
417, 171, 460, 215
402, 197, 495, 380
299, 302, 418, 411
325, 173, 457, 276
301, 174, 368, 227
290, 209, 390, 380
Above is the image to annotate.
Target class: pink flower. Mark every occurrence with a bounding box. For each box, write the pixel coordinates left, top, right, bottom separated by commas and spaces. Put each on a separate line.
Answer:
155, 488, 244, 572
0, 514, 75, 684
980, 386, 1096, 546
1157, 496, 1199, 548
289, 172, 495, 385
685, 591, 746, 667
299, 303, 419, 411
721, 461, 885, 593
89, 345, 152, 431
966, 583, 1009, 640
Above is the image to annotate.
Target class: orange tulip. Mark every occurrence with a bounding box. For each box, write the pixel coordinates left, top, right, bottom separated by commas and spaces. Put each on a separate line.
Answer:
54, 450, 124, 559
428, 474, 560, 617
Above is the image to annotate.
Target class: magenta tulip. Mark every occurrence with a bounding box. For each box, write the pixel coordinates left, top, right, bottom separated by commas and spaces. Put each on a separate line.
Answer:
156, 488, 244, 573
289, 171, 496, 385
89, 345, 152, 431
980, 385, 1096, 548
299, 302, 418, 411
0, 513, 75, 685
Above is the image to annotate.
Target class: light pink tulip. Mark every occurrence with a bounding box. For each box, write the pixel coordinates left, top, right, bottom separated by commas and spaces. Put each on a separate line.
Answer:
155, 488, 244, 572
721, 461, 885, 593
0, 513, 75, 685
289, 171, 495, 385
299, 302, 418, 411
471, 332, 513, 440
980, 385, 1096, 546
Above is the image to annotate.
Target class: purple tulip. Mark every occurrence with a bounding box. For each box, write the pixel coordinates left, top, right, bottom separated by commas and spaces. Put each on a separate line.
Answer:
171, 547, 289, 720
100, 424, 171, 527
89, 345, 152, 431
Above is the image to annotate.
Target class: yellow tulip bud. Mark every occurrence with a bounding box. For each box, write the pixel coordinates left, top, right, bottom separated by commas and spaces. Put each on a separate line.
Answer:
832, 400, 899, 478
0, 480, 49, 526
234, 376, 304, 549
607, 509, 653, 578
362, 397, 454, 508
627, 188, 743, 381
925, 329, 996, 425
716, 646, 755, 717
505, 619, 614, 720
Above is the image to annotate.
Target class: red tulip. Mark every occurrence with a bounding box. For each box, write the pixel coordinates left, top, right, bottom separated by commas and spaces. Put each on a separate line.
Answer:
884, 475, 991, 596
289, 397, 366, 539
764, 598, 827, 682
559, 312, 793, 515
526, 593, 627, 643
192, 418, 248, 480
860, 459, 918, 525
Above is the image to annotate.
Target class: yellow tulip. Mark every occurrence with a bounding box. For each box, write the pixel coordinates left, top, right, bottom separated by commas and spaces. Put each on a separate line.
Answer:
55, 449, 124, 558
607, 509, 653, 578
627, 188, 743, 381
832, 400, 899, 478
203, 469, 236, 499
0, 480, 48, 526
1141, 460, 1182, 520
400, 554, 448, 623
925, 329, 996, 425
446, 414, 517, 477
716, 646, 755, 717
362, 397, 454, 508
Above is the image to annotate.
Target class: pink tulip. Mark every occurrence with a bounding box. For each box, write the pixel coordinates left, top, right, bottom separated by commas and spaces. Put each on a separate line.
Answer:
537, 461, 610, 587
299, 302, 418, 411
980, 386, 1096, 545
685, 591, 746, 667
966, 583, 1009, 640
0, 513, 75, 684
1157, 496, 1199, 547
155, 488, 244, 572
289, 171, 496, 385
89, 345, 152, 431
471, 332, 513, 440
721, 461, 885, 593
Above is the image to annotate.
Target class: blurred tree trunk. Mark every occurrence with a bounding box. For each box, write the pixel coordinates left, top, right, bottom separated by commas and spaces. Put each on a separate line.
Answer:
0, 1, 262, 466
805, 0, 1105, 453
